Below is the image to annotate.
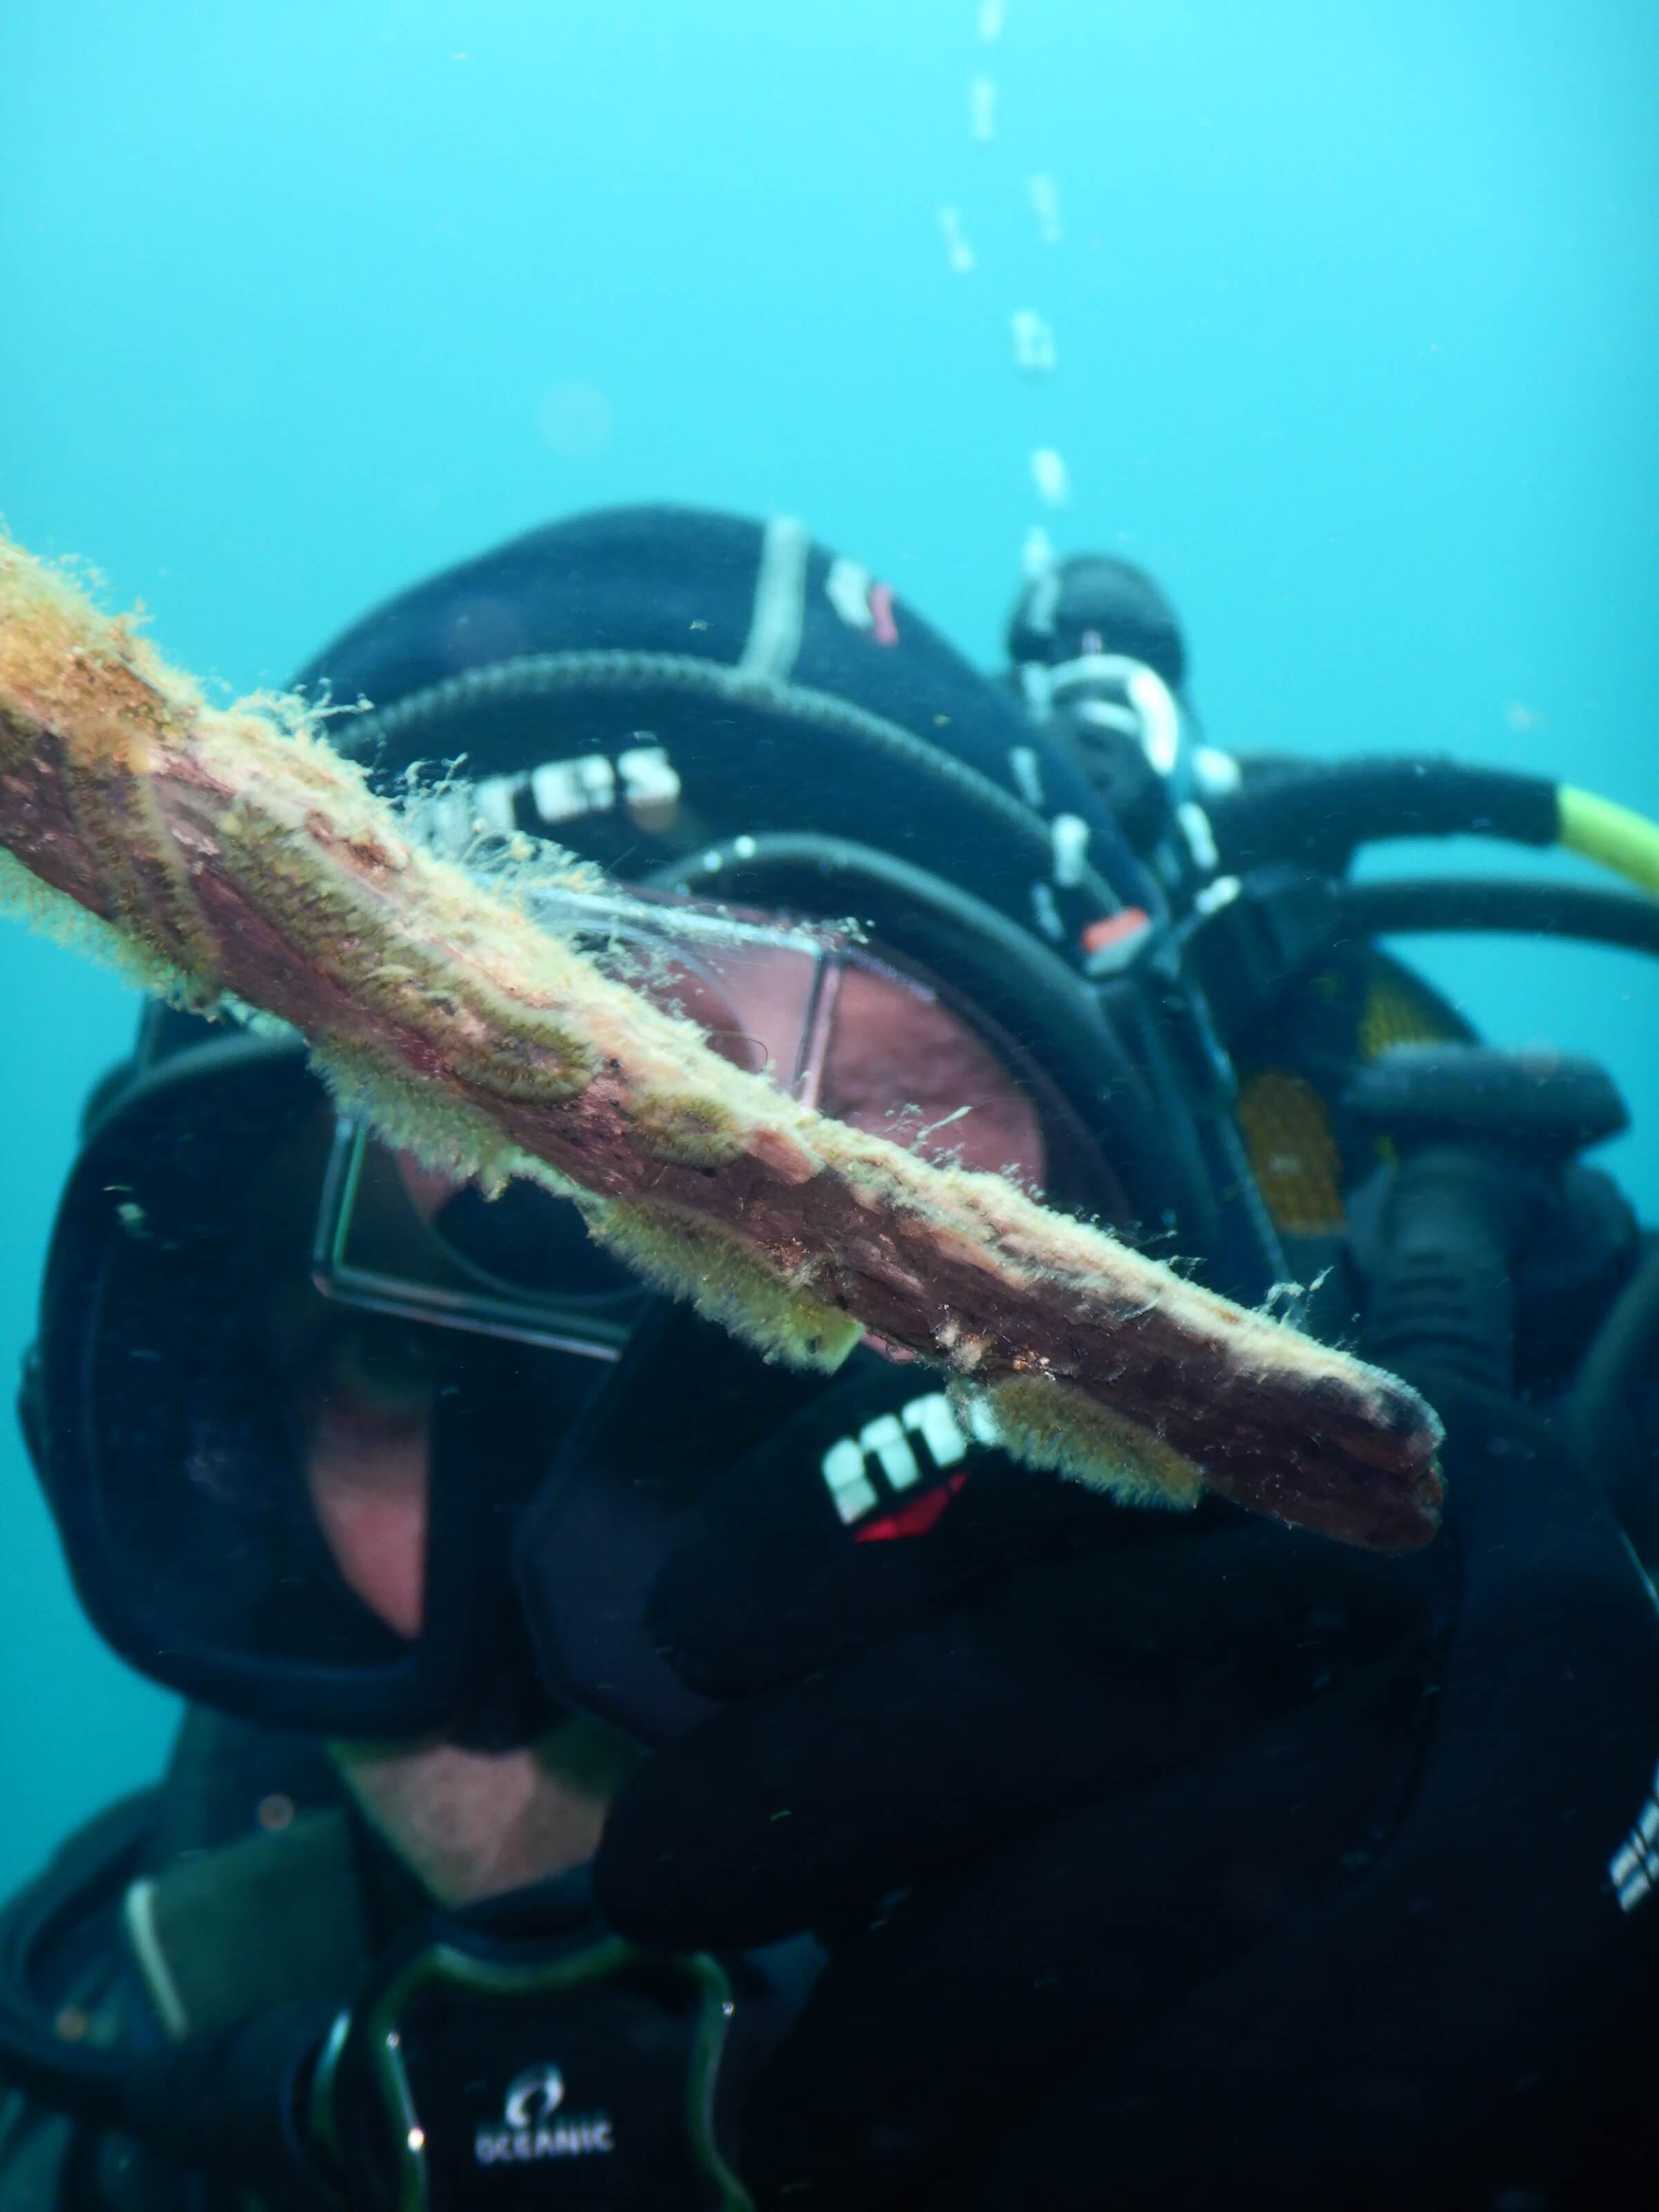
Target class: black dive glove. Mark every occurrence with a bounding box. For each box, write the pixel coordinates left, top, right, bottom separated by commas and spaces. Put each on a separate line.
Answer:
953, 1376, 1659, 2212
588, 1347, 1456, 2211
589, 1342, 1659, 2208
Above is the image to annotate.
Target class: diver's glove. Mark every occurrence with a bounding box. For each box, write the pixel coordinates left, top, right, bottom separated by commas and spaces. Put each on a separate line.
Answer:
589, 1358, 1453, 2210
594, 1362, 1659, 2209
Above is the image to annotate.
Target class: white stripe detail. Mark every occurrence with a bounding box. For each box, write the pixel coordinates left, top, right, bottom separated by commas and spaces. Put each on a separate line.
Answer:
1615, 1860, 1652, 1909
818, 1389, 1002, 1528
1194, 874, 1241, 918
825, 557, 874, 630
1051, 812, 1090, 887
1031, 881, 1064, 940
1127, 663, 1183, 776
740, 515, 810, 680
1074, 699, 1142, 736
1619, 1532, 1659, 1616
122, 1879, 192, 2038
1608, 1757, 1659, 1913
822, 1436, 879, 1525
531, 753, 615, 825
1047, 651, 1134, 693
1008, 746, 1046, 808
1192, 745, 1242, 796
1049, 655, 1182, 778
617, 744, 682, 822
858, 1414, 922, 1491
903, 1394, 970, 1470
1019, 662, 1052, 716
1177, 800, 1221, 874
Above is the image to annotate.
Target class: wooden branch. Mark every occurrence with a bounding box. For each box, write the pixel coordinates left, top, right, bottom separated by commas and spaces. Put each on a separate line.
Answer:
0, 538, 1443, 1550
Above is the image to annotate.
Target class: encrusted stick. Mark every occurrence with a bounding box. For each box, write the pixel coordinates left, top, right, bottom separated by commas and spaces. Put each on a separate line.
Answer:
0, 538, 1443, 1550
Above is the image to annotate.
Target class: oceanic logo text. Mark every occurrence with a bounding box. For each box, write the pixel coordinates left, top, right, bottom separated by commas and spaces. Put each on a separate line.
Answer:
475, 2062, 616, 2168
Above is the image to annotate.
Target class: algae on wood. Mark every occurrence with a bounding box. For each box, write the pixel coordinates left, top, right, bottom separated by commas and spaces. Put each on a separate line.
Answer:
0, 536, 1443, 1550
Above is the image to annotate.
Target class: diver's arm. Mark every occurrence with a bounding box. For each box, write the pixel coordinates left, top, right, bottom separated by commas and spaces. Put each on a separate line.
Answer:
939, 1380, 1659, 2212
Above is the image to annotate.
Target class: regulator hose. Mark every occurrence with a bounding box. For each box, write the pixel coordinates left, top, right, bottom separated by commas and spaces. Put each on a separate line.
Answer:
1335, 878, 1659, 961
1210, 758, 1659, 902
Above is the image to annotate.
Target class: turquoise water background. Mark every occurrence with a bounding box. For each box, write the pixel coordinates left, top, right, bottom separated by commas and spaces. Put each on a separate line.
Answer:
1, 1, 1654, 1892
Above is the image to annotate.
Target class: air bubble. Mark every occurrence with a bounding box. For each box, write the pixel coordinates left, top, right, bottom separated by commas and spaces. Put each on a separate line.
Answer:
938, 205, 975, 274
1031, 448, 1071, 507
1011, 309, 1056, 373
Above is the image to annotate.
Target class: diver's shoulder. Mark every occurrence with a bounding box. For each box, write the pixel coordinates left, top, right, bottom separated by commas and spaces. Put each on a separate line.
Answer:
0, 1792, 158, 2210
0, 1717, 353, 2210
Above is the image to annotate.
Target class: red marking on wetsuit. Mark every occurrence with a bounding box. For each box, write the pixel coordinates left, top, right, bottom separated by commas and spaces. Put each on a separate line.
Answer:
854, 1471, 968, 1543
868, 582, 899, 647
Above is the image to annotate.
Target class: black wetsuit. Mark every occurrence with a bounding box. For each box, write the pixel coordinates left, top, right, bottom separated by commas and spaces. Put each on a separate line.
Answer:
0, 1709, 812, 2208
6, 950, 1658, 2208
8, 1415, 1659, 2211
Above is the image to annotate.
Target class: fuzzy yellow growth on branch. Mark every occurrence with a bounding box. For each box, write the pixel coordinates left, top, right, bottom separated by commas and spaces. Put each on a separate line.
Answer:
0, 534, 1445, 1552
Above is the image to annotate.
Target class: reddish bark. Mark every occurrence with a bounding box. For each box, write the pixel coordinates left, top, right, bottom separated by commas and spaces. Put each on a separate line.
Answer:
0, 541, 1443, 1550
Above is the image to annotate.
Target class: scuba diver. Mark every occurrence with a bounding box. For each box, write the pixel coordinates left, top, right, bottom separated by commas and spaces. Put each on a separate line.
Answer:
3, 503, 1659, 2208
